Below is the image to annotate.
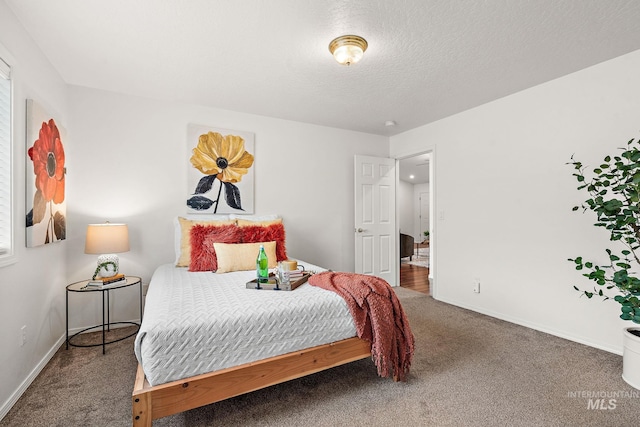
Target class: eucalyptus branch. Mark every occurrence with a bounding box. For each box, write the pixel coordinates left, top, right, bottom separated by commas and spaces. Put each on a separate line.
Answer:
569, 138, 640, 324
92, 261, 117, 280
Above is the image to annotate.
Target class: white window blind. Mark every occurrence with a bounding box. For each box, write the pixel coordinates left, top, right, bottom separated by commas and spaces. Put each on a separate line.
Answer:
0, 56, 12, 259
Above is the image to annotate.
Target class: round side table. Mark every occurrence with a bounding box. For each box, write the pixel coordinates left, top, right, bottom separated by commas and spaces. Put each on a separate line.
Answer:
66, 275, 142, 354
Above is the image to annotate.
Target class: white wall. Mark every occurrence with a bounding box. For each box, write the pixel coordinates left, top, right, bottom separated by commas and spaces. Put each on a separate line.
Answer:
397, 179, 414, 236
390, 48, 640, 354
65, 86, 389, 331
413, 183, 429, 240
0, 0, 68, 418
398, 180, 430, 243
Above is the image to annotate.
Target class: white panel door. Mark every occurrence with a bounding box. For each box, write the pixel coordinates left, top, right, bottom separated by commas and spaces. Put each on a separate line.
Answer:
354, 155, 396, 285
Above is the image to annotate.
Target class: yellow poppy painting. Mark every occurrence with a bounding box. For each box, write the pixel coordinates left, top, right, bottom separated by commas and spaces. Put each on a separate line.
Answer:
187, 124, 255, 214
25, 99, 67, 247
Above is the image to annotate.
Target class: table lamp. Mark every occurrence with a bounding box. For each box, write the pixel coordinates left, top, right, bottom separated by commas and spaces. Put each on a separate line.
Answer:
84, 222, 130, 279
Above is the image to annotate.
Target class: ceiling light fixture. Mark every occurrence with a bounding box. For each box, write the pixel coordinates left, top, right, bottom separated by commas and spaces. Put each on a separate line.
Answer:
385, 120, 397, 127
329, 35, 368, 66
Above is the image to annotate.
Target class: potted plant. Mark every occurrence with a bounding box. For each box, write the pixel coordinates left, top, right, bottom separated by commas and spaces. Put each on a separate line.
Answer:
423, 230, 430, 242
568, 137, 640, 389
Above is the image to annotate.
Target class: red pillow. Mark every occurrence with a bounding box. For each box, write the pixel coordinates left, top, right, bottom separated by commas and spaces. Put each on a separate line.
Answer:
240, 223, 287, 261
189, 224, 242, 271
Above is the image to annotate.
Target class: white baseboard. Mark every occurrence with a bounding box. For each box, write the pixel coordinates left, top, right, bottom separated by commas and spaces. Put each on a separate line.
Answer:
434, 296, 623, 356
0, 334, 65, 422
0, 317, 141, 422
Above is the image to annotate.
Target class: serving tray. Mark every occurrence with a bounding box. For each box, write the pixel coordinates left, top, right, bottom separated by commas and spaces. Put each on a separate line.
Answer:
246, 272, 311, 291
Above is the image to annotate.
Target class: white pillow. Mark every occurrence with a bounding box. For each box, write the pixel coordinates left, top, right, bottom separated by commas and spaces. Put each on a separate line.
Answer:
229, 214, 280, 222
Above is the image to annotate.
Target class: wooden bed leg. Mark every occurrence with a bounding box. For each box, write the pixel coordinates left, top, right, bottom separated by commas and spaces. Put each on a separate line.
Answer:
132, 394, 151, 427
133, 364, 152, 427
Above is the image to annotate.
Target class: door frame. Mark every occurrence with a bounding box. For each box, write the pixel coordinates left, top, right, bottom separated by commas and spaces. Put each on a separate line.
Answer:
395, 149, 436, 297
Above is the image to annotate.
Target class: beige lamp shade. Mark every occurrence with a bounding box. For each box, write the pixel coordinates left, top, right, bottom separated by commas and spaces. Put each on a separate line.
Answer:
85, 223, 130, 254
85, 223, 130, 278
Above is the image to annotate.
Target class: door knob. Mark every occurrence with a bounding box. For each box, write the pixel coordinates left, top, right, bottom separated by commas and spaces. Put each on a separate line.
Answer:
355, 228, 364, 233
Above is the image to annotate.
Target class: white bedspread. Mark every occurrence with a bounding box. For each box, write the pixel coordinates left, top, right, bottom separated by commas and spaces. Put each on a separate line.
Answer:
134, 262, 357, 386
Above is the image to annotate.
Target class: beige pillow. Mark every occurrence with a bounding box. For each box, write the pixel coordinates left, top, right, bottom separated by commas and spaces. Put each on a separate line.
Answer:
214, 241, 277, 273
176, 217, 236, 267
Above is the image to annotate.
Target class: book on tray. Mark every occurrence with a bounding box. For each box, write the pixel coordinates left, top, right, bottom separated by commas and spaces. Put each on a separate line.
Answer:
86, 274, 126, 288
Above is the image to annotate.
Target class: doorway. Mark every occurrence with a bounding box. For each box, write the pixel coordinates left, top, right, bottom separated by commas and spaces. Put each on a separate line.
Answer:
397, 152, 432, 294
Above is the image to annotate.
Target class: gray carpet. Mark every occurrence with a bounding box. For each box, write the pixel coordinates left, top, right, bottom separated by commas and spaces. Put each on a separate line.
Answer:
2, 287, 639, 426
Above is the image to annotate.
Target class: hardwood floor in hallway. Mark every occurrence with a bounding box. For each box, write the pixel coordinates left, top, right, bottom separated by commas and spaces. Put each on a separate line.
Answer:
400, 263, 429, 294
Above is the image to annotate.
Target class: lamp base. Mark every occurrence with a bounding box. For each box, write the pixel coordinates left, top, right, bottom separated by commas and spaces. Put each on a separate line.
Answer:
96, 254, 119, 278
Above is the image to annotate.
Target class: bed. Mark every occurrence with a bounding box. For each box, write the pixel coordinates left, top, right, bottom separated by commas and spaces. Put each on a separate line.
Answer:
131, 216, 411, 426
132, 261, 373, 426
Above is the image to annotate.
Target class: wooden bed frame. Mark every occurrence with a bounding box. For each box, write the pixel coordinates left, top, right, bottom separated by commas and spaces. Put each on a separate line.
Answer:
132, 336, 371, 426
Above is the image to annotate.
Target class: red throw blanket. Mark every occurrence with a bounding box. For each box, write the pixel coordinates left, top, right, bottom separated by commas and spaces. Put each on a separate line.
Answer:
308, 272, 415, 381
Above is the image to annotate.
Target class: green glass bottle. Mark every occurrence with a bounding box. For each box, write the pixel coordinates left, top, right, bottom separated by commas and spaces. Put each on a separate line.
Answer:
256, 245, 269, 283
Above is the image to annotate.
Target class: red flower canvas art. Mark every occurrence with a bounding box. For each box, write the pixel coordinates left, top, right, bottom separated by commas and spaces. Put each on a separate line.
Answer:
26, 99, 67, 247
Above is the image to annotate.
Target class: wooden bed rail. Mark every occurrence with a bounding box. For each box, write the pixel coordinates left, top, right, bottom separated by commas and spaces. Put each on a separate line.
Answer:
132, 337, 371, 426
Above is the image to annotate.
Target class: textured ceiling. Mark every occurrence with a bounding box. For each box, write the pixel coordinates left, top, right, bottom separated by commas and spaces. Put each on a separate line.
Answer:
399, 154, 430, 185
6, 0, 640, 136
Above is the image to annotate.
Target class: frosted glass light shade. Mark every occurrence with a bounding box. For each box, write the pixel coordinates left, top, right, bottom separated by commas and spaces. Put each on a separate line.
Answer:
329, 35, 368, 66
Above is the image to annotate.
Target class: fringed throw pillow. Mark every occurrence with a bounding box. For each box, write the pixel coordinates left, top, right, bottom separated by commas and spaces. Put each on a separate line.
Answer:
239, 223, 287, 261
189, 224, 242, 272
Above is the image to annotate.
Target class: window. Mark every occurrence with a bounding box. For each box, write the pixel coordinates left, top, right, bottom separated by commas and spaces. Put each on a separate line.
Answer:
0, 56, 13, 264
